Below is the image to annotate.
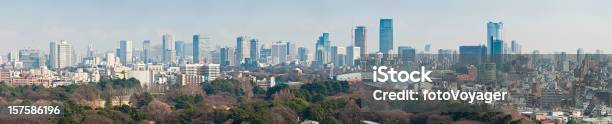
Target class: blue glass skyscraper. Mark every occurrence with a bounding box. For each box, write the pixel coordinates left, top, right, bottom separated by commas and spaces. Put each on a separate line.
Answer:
315, 33, 331, 64
193, 35, 201, 63
487, 21, 503, 54
379, 19, 393, 54
354, 26, 367, 56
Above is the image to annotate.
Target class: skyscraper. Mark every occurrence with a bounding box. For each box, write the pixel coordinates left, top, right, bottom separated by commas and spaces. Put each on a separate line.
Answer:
345, 46, 360, 66
260, 46, 272, 63
510, 40, 522, 54
331, 46, 346, 67
193, 34, 210, 64
487, 21, 503, 54
286, 41, 297, 61
86, 44, 95, 58
249, 39, 259, 62
379, 19, 394, 54
162, 33, 176, 64
142, 40, 151, 63
577, 48, 585, 65
220, 47, 235, 67
235, 36, 250, 64
424, 44, 432, 54
315, 33, 331, 64
8, 51, 18, 62
298, 47, 309, 63
272, 41, 289, 65
119, 40, 133, 65
354, 26, 367, 56
49, 40, 72, 69
175, 41, 185, 60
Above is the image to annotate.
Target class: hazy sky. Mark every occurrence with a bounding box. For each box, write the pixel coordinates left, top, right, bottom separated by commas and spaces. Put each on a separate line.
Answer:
0, 0, 610, 54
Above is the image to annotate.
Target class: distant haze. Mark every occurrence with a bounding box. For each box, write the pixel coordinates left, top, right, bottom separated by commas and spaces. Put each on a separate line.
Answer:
0, 0, 610, 54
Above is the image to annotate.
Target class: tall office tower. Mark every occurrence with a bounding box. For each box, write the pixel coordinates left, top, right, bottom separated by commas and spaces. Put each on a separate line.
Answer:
210, 48, 220, 64
162, 33, 176, 64
119, 40, 133, 65
49, 40, 73, 69
72, 50, 80, 66
353, 26, 367, 56
346, 46, 360, 66
331, 46, 346, 67
193, 34, 210, 64
49, 42, 57, 68
220, 47, 235, 67
459, 45, 487, 66
142, 40, 151, 63
398, 46, 416, 62
19, 49, 43, 69
510, 40, 522, 54
235, 36, 250, 64
219, 47, 228, 67
175, 41, 185, 59
7, 51, 19, 62
424, 44, 432, 54
315, 33, 331, 64
260, 46, 272, 63
379, 19, 394, 54
577, 48, 584, 65
298, 47, 309, 63
271, 41, 289, 65
286, 41, 297, 60
86, 44, 95, 58
487, 21, 503, 54
249, 39, 259, 61
192, 35, 200, 64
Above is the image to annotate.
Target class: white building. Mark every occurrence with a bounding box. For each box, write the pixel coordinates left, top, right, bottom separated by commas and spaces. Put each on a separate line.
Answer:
128, 70, 153, 88
49, 40, 73, 69
202, 64, 220, 82
271, 41, 289, 65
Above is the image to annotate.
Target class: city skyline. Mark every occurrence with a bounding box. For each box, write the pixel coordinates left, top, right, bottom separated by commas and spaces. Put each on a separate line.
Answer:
2, 0, 612, 54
